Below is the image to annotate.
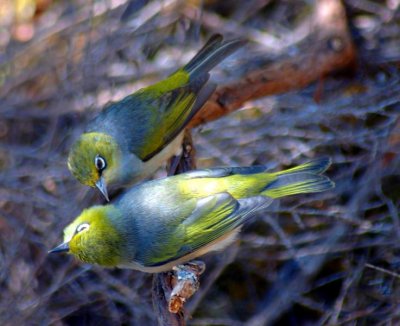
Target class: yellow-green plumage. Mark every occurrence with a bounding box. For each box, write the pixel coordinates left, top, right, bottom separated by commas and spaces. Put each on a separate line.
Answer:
67, 34, 246, 199
67, 133, 122, 187
141, 70, 189, 96
65, 206, 124, 267
51, 158, 334, 272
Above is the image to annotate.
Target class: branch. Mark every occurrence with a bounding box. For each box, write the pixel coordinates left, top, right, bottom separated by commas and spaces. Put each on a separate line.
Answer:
188, 0, 356, 128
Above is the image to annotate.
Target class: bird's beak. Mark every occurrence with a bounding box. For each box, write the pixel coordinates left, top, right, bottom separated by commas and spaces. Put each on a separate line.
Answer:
49, 242, 70, 254
95, 177, 110, 202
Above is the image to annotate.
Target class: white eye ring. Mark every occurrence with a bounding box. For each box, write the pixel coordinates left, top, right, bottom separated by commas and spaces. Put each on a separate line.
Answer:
95, 155, 107, 172
76, 223, 90, 233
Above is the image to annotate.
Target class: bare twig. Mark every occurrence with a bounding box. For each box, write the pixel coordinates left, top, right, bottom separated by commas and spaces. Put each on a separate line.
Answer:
365, 263, 400, 280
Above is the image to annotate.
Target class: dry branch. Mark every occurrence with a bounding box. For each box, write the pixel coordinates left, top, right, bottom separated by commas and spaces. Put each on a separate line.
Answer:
188, 0, 356, 128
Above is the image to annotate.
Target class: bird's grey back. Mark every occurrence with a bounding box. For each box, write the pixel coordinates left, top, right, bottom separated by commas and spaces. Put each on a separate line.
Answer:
86, 93, 155, 152
113, 178, 195, 264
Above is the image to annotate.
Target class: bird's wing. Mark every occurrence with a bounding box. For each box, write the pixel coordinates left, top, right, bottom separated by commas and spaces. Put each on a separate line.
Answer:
132, 34, 245, 161
139, 193, 273, 267
133, 74, 215, 161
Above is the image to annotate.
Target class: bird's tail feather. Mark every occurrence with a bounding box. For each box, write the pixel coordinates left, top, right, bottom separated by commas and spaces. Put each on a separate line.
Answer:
261, 158, 334, 198
183, 34, 246, 79
275, 157, 331, 176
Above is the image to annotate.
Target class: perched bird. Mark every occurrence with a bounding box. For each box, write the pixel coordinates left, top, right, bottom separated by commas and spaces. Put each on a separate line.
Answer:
68, 34, 245, 201
50, 158, 334, 272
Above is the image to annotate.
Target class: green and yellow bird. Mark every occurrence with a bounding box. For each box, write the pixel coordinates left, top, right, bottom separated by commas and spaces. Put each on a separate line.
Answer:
50, 158, 334, 272
68, 34, 245, 201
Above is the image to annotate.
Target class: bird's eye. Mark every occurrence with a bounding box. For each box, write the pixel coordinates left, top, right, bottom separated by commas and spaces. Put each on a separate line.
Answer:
95, 155, 107, 172
76, 223, 90, 233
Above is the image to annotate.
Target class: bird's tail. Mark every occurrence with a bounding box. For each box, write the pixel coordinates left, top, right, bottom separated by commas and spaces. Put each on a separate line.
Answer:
183, 34, 246, 80
261, 158, 335, 199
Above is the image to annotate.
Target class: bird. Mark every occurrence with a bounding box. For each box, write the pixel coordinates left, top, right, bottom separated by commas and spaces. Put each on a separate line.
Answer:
68, 34, 245, 201
50, 158, 334, 272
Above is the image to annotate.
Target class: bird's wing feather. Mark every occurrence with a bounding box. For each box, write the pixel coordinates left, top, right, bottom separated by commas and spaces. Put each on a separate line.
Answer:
136, 75, 215, 161
140, 193, 272, 267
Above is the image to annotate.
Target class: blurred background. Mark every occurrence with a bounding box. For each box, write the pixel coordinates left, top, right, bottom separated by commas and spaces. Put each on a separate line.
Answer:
0, 0, 399, 325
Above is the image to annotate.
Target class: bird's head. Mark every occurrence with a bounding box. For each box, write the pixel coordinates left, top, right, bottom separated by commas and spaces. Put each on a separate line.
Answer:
49, 205, 124, 267
68, 132, 122, 201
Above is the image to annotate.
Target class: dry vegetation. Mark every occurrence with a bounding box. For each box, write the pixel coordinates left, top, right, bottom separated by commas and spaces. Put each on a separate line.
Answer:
0, 0, 399, 325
